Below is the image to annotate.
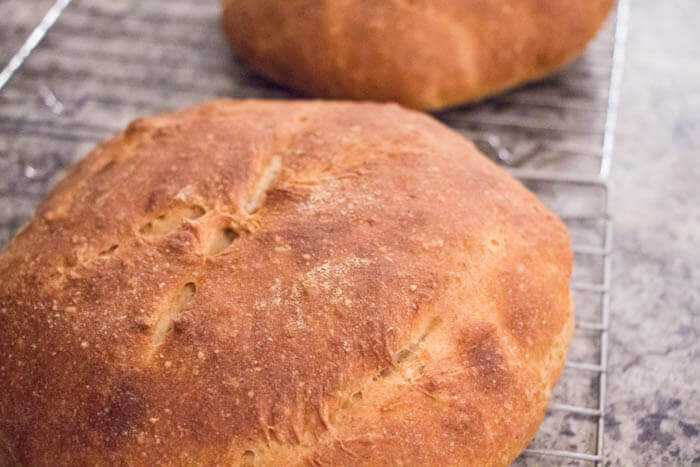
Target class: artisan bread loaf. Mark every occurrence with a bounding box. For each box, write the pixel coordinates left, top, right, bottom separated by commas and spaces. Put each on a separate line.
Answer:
0, 100, 573, 466
222, 0, 614, 110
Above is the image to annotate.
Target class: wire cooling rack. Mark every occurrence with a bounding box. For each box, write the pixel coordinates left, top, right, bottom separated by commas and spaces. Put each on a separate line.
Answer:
0, 1, 629, 464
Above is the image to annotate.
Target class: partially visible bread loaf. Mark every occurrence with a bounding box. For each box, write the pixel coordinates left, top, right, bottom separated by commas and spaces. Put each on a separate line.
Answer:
222, 0, 614, 110
0, 100, 573, 466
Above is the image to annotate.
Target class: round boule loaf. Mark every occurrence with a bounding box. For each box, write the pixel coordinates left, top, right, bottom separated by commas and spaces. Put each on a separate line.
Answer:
0, 100, 573, 466
221, 0, 615, 110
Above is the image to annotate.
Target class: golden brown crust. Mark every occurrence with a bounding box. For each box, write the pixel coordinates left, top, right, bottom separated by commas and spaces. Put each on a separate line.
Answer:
221, 0, 615, 110
0, 100, 573, 465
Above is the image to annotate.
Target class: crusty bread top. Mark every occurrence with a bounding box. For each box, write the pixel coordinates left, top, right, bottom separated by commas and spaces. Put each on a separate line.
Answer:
222, 0, 614, 110
0, 100, 573, 466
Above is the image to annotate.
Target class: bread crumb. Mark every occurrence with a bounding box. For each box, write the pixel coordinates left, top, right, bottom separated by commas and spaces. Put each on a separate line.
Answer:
164, 361, 172, 368
149, 417, 159, 424
80, 341, 89, 349
247, 390, 255, 398
302, 253, 311, 260
410, 285, 418, 292
197, 351, 205, 360
65, 306, 76, 313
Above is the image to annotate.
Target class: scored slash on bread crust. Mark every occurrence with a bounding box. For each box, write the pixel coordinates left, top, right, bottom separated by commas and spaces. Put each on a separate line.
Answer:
221, 0, 615, 110
0, 100, 573, 466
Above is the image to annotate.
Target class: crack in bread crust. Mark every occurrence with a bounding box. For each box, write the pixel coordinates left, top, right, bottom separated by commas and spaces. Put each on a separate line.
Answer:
146, 282, 197, 361
231, 316, 444, 464
246, 156, 283, 215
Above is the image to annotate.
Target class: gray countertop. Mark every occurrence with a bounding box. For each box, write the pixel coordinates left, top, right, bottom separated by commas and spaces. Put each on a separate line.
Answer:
0, 0, 698, 465
605, 1, 699, 464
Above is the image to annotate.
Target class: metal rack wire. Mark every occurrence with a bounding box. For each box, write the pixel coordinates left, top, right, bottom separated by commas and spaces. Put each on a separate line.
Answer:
0, 0, 629, 464
515, 1, 629, 463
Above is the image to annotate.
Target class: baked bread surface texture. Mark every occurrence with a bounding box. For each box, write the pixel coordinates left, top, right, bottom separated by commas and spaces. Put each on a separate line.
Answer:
0, 100, 573, 466
221, 0, 615, 110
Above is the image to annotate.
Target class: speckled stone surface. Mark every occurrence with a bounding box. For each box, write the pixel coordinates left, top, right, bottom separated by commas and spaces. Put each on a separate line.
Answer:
605, 1, 700, 465
0, 1, 698, 465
